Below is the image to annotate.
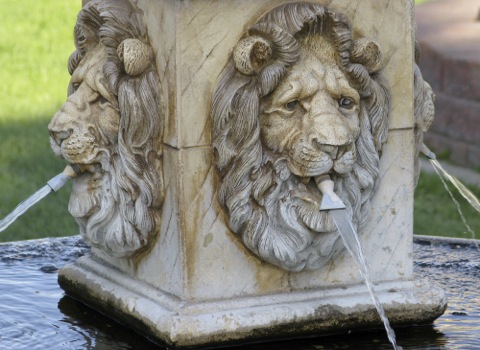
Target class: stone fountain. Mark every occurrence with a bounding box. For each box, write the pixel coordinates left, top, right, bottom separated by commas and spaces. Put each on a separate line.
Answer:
48, 0, 447, 347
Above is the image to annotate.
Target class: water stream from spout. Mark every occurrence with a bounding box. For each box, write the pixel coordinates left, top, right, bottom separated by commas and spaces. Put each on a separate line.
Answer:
316, 177, 401, 349
430, 159, 480, 215
429, 159, 480, 248
0, 169, 74, 234
0, 185, 52, 234
329, 209, 402, 350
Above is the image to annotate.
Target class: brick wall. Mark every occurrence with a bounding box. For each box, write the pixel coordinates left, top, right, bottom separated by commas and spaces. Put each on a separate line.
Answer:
419, 43, 480, 168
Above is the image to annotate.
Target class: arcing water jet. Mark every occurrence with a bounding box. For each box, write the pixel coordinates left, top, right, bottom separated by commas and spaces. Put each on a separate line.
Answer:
318, 176, 402, 350
0, 164, 82, 234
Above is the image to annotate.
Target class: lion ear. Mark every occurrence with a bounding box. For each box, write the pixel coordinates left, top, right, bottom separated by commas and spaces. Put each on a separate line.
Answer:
351, 38, 384, 74
117, 38, 154, 76
233, 36, 273, 76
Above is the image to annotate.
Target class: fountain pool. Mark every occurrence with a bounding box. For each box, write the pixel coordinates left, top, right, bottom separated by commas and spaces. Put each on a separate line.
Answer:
0, 235, 478, 349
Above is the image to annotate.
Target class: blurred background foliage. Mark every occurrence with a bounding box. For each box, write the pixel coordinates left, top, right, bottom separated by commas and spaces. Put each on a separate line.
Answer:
0, 0, 80, 241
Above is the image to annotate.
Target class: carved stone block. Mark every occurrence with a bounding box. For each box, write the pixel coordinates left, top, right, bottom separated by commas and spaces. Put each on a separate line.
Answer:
56, 0, 446, 347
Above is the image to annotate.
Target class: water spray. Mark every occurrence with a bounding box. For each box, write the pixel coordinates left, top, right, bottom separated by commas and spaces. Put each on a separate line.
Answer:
421, 143, 480, 247
0, 164, 82, 234
316, 174, 402, 350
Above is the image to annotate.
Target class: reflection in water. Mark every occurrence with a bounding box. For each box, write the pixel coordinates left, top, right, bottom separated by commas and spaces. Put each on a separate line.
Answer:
0, 237, 161, 350
58, 297, 162, 350
0, 236, 478, 349
227, 326, 448, 350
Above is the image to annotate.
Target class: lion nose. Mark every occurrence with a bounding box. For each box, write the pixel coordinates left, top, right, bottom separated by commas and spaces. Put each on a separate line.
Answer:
315, 143, 339, 159
311, 139, 351, 160
49, 129, 73, 146
311, 137, 338, 157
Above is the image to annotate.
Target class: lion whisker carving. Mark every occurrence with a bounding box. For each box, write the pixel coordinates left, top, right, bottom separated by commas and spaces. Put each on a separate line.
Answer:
48, 0, 163, 258
212, 3, 390, 271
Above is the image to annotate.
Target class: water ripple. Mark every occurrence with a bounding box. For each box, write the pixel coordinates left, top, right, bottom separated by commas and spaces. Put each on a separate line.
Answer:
0, 236, 478, 349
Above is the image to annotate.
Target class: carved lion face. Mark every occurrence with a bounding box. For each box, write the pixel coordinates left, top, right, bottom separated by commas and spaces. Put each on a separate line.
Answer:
49, 45, 118, 169
212, 3, 390, 271
48, 0, 163, 258
261, 39, 360, 179
49, 45, 118, 224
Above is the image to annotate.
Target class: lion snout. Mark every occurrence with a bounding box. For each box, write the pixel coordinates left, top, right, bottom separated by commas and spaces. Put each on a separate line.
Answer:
308, 120, 355, 148
311, 138, 353, 161
314, 143, 339, 160
49, 128, 73, 147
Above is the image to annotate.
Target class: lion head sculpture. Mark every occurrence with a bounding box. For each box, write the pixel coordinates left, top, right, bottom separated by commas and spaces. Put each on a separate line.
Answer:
48, 0, 163, 258
414, 42, 435, 185
211, 3, 391, 271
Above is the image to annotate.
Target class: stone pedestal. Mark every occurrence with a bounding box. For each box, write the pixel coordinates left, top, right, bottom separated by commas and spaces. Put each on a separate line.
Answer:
58, 0, 447, 347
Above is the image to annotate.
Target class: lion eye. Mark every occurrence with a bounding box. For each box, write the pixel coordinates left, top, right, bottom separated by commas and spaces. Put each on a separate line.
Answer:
88, 92, 109, 105
98, 96, 109, 105
338, 97, 355, 110
285, 100, 300, 111
71, 82, 80, 91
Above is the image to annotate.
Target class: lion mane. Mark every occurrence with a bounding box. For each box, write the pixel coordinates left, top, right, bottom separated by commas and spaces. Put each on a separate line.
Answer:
212, 3, 390, 271
52, 0, 163, 258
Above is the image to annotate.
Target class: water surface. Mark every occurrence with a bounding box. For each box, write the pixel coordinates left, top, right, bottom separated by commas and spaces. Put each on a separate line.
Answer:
0, 236, 478, 349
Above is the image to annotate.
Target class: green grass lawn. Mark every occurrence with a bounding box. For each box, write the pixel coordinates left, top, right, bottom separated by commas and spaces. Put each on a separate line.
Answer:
414, 172, 480, 239
1, 0, 478, 243
0, 0, 80, 242
410, 0, 479, 239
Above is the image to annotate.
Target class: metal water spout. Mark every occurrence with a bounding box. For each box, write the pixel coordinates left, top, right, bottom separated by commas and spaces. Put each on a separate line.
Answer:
47, 164, 83, 192
420, 143, 436, 160
316, 175, 346, 211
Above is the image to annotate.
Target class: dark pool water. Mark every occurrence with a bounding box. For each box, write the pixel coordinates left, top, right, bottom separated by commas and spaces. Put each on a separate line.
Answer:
0, 236, 478, 350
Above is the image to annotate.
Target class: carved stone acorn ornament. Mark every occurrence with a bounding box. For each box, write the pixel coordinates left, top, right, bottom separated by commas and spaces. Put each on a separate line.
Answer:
211, 3, 391, 271
117, 38, 154, 76
351, 38, 384, 74
233, 36, 273, 75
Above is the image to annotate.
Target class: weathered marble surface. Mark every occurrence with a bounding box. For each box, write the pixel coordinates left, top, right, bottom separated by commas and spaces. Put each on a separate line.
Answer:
97, 0, 417, 299
58, 0, 446, 347
139, 0, 414, 150
60, 257, 446, 347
